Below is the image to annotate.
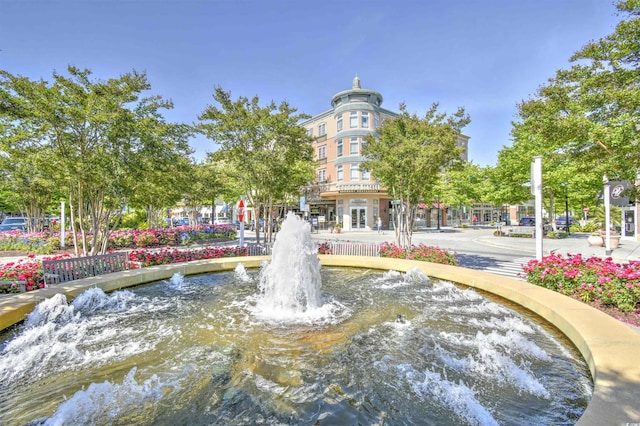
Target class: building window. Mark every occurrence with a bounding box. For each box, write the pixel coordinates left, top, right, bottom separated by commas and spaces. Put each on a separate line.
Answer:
361, 137, 366, 153
350, 112, 358, 128
350, 137, 359, 155
337, 139, 343, 157
318, 145, 326, 160
318, 122, 326, 136
362, 168, 370, 180
307, 127, 313, 137
337, 165, 343, 181
350, 163, 360, 181
318, 168, 326, 182
361, 112, 369, 128
336, 114, 343, 132
374, 113, 380, 129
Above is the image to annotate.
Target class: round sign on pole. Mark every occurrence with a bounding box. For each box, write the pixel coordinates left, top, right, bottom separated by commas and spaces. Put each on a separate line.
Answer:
238, 200, 245, 222
583, 207, 590, 213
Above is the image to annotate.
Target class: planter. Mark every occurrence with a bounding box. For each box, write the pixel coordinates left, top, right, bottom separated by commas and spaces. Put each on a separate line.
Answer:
610, 236, 621, 249
587, 234, 604, 247
334, 227, 341, 234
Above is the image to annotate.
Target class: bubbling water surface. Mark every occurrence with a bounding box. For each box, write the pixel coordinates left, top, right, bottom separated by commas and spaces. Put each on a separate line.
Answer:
0, 266, 592, 425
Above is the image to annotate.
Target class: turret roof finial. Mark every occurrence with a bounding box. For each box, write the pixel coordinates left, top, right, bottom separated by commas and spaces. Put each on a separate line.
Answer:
352, 74, 361, 89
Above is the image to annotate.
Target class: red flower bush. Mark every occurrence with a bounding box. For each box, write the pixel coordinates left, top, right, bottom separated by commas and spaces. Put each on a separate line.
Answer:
0, 253, 71, 293
129, 246, 248, 267
523, 253, 640, 312
378, 242, 458, 266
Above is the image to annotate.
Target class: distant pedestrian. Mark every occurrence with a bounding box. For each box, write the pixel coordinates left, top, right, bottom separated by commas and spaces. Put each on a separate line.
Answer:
472, 215, 478, 226
377, 217, 383, 234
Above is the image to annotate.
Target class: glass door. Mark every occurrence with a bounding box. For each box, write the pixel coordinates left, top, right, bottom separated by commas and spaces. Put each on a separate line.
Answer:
350, 207, 367, 230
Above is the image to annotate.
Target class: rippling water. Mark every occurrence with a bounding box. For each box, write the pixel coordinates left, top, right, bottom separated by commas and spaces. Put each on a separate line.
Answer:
0, 267, 592, 425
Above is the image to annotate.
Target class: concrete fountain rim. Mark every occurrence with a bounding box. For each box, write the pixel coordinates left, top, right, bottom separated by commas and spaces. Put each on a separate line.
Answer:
1, 255, 639, 425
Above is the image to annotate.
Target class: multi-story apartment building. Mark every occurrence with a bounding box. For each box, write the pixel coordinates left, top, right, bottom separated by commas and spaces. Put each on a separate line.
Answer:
301, 76, 469, 231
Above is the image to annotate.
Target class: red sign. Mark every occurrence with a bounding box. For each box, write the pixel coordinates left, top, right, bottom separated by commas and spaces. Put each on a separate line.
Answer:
238, 200, 245, 222
583, 207, 590, 213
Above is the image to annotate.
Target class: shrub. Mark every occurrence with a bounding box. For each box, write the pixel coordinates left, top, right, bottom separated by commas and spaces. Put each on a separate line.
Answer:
523, 253, 640, 312
379, 242, 457, 266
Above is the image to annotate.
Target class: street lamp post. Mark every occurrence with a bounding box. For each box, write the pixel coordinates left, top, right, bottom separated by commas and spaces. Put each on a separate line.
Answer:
604, 175, 612, 256
561, 182, 570, 235
436, 196, 441, 231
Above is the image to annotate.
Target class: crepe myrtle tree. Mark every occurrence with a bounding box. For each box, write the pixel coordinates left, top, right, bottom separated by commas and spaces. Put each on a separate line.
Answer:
198, 87, 315, 244
0, 66, 193, 254
362, 102, 470, 248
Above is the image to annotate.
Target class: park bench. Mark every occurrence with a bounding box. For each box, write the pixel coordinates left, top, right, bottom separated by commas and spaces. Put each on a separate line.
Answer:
507, 226, 536, 238
43, 252, 137, 286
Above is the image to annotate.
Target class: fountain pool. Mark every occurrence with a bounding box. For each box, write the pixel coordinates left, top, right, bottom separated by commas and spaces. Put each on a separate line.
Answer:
0, 269, 593, 425
0, 214, 593, 425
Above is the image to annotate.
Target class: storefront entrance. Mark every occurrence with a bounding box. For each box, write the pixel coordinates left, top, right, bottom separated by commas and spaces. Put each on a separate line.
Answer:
623, 207, 636, 238
351, 207, 367, 230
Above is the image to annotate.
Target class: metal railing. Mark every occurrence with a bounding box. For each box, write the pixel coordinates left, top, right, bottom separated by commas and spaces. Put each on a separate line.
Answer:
245, 241, 382, 257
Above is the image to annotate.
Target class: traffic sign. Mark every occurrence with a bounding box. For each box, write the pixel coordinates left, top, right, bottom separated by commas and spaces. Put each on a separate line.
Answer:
583, 207, 590, 213
238, 200, 245, 222
391, 200, 401, 205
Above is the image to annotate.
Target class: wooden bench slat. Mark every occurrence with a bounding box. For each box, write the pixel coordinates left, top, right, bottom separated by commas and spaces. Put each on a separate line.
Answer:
42, 252, 133, 286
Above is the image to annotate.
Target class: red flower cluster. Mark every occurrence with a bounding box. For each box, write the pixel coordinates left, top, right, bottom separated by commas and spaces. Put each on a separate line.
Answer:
523, 253, 640, 312
378, 242, 458, 266
129, 246, 247, 267
0, 253, 71, 293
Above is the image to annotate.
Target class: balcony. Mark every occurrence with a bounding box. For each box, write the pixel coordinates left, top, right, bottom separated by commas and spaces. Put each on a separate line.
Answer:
337, 182, 381, 193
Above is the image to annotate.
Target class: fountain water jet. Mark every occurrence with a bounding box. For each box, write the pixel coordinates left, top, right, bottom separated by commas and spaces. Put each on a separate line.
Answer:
254, 212, 322, 321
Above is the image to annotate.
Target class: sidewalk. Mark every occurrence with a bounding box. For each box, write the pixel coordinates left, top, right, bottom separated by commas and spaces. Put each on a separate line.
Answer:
309, 226, 640, 263
476, 230, 640, 263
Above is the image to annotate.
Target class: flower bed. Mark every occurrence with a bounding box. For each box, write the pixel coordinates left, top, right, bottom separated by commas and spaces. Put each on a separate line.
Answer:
0, 254, 71, 293
0, 225, 237, 254
523, 253, 640, 313
378, 242, 458, 266
129, 246, 247, 267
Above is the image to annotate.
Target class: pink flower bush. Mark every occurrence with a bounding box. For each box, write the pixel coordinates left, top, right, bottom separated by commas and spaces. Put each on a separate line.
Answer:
129, 246, 247, 267
0, 253, 71, 293
378, 242, 458, 266
523, 253, 640, 312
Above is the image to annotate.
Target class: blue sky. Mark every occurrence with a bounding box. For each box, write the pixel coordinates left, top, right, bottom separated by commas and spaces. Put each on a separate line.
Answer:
0, 0, 622, 166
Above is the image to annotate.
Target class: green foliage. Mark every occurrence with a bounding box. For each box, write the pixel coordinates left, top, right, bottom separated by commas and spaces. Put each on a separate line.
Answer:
593, 205, 622, 229
0, 66, 193, 255
498, 1, 640, 209
361, 102, 470, 247
198, 87, 315, 243
119, 210, 149, 229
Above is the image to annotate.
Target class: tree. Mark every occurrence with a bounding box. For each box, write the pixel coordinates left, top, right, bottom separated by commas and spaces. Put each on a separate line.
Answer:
198, 87, 315, 243
0, 66, 193, 254
434, 162, 492, 225
501, 0, 639, 210
362, 102, 470, 247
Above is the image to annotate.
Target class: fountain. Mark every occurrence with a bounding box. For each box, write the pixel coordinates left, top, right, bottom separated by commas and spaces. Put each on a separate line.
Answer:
0, 213, 593, 425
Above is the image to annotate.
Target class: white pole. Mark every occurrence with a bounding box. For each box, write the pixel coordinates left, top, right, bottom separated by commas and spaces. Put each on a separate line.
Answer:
533, 156, 543, 261
60, 201, 66, 249
239, 198, 245, 248
604, 175, 611, 256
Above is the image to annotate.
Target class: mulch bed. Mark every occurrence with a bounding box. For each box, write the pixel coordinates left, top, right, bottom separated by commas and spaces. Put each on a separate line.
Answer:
567, 294, 640, 328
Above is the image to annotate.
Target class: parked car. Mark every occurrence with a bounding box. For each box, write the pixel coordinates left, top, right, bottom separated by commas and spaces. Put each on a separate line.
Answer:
518, 217, 551, 234
0, 217, 27, 232
518, 217, 536, 226
555, 216, 573, 231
